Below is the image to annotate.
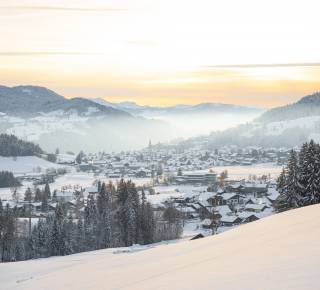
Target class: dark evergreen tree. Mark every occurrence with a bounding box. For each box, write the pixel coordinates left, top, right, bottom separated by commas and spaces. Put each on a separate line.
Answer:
0, 204, 16, 262
301, 140, 320, 204
34, 188, 42, 202
84, 195, 98, 250
75, 218, 85, 253
0, 171, 21, 188
96, 183, 112, 249
49, 204, 67, 256
276, 140, 320, 211
44, 182, 51, 199
24, 188, 33, 202
275, 150, 301, 211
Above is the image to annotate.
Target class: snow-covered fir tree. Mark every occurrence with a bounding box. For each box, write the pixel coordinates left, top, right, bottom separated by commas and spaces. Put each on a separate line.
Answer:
276, 140, 320, 211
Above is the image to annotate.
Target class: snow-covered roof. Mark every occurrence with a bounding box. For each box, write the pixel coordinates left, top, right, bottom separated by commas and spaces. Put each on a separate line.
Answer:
201, 219, 212, 226
219, 193, 240, 200
220, 216, 242, 223
216, 205, 232, 216
55, 191, 74, 197
245, 204, 269, 211
237, 212, 259, 219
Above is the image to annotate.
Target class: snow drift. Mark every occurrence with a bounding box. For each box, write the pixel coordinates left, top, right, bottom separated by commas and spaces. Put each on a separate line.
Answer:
1, 204, 320, 290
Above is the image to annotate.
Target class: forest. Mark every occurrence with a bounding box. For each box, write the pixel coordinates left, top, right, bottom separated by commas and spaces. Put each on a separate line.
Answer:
0, 180, 182, 262
0, 171, 21, 188
0, 134, 43, 157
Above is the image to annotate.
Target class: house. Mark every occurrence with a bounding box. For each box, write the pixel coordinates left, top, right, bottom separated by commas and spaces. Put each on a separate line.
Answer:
207, 195, 224, 206
135, 168, 150, 178
267, 188, 280, 205
245, 204, 269, 213
55, 191, 74, 202
219, 193, 245, 206
190, 233, 205, 240
201, 218, 213, 229
220, 216, 242, 227
48, 202, 57, 211
83, 186, 98, 198
238, 212, 260, 223
243, 183, 268, 197
175, 172, 217, 185
215, 205, 233, 216
183, 207, 198, 219
226, 183, 245, 193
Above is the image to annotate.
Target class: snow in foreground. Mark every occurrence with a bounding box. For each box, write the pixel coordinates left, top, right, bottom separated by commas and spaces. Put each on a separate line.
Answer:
1, 205, 320, 290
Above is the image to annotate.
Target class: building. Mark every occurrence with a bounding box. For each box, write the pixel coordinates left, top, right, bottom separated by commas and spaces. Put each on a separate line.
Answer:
176, 172, 217, 185
220, 216, 242, 227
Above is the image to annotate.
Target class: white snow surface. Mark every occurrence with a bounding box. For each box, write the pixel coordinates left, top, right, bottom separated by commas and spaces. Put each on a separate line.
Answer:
0, 156, 67, 175
1, 204, 319, 290
186, 162, 282, 180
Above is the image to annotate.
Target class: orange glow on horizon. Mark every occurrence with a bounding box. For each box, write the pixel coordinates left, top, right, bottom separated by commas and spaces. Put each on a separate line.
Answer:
1, 0, 320, 108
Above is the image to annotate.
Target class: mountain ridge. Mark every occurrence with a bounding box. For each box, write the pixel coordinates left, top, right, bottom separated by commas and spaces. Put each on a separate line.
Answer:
93, 97, 265, 115
0, 85, 131, 118
257, 92, 320, 123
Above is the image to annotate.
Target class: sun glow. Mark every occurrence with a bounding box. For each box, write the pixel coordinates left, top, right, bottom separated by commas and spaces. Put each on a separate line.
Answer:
1, 0, 320, 106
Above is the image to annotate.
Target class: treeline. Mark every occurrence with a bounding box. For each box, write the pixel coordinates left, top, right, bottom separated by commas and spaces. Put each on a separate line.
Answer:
0, 171, 21, 188
0, 134, 43, 157
275, 140, 320, 212
0, 180, 182, 262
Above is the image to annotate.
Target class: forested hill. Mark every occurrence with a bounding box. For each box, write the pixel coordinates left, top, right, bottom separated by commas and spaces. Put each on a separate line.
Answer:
0, 134, 43, 156
257, 92, 320, 122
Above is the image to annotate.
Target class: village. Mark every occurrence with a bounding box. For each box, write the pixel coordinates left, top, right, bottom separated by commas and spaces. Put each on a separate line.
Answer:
0, 143, 286, 239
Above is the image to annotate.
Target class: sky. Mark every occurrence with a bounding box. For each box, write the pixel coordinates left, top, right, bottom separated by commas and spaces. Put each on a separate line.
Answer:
1, 0, 320, 107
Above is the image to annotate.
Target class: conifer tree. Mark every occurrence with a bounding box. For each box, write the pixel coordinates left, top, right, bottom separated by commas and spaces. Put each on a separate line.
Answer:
275, 150, 301, 211
49, 204, 66, 256
44, 182, 51, 200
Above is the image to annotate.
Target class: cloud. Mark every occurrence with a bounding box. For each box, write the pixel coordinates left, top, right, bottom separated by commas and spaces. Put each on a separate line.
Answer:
0, 6, 126, 12
126, 41, 157, 46
0, 51, 100, 56
204, 62, 320, 68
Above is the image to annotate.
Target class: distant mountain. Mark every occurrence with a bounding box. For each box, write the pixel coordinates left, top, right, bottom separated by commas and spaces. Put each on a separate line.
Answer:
0, 86, 130, 117
171, 92, 320, 149
258, 92, 320, 123
93, 98, 264, 117
93, 98, 265, 138
0, 86, 176, 152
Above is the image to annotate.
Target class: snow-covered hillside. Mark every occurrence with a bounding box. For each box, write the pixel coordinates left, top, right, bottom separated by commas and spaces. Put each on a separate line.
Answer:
0, 85, 176, 152
243, 116, 320, 138
0, 156, 66, 175
1, 205, 319, 290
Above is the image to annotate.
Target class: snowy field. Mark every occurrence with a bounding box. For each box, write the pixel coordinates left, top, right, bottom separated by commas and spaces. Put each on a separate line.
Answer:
49, 172, 153, 191
0, 170, 153, 201
0, 163, 281, 201
1, 205, 319, 290
148, 184, 207, 206
0, 156, 67, 175
193, 162, 282, 180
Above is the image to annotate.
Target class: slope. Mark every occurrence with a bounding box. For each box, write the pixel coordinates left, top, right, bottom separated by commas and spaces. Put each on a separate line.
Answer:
1, 204, 319, 290
258, 92, 320, 123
